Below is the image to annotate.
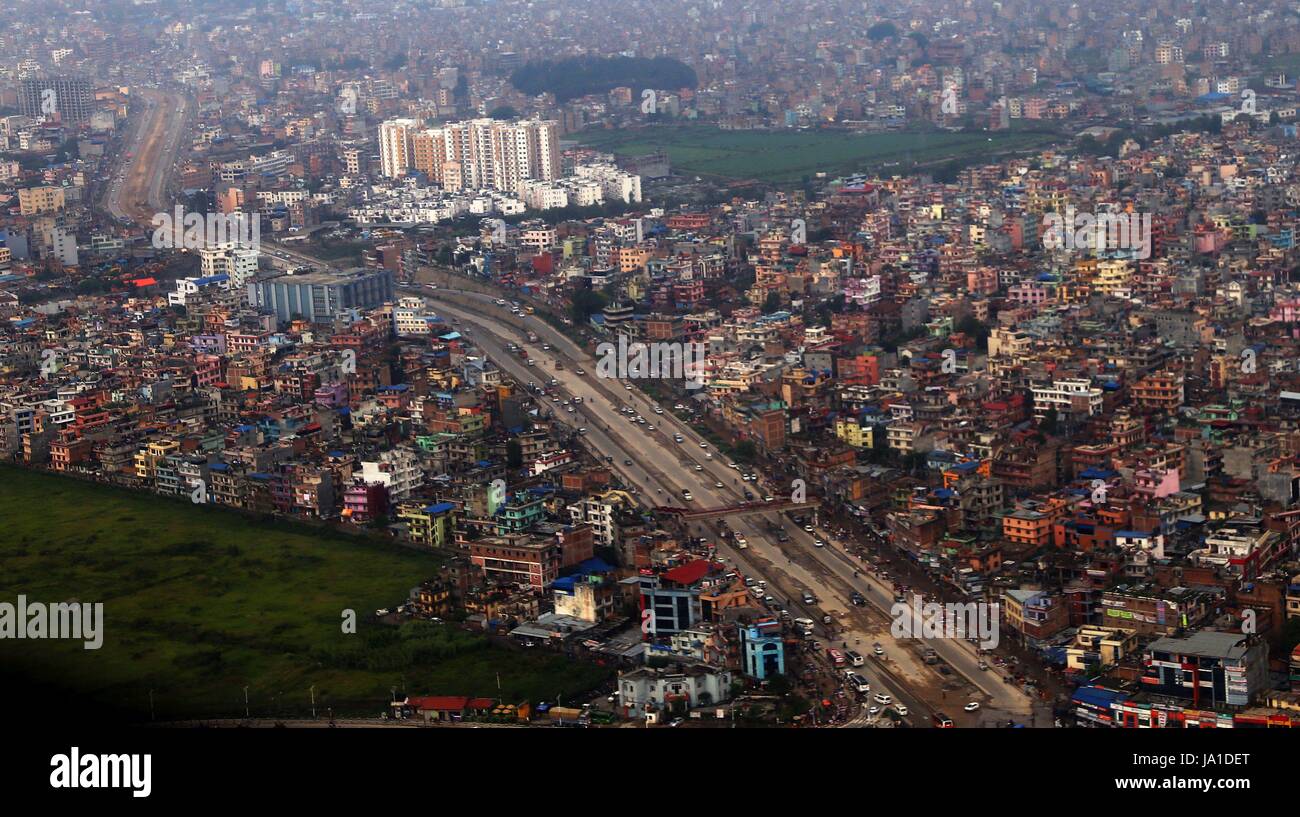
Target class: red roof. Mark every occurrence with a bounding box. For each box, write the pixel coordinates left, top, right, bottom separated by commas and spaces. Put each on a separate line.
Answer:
662, 559, 711, 586
406, 696, 469, 712
131, 277, 157, 287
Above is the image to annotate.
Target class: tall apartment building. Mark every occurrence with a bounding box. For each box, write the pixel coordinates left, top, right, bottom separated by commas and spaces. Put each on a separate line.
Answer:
378, 118, 420, 178
377, 117, 560, 195
19, 76, 93, 123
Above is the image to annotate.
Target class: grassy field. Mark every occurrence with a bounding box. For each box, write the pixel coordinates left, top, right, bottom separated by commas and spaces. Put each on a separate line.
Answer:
575, 124, 1059, 183
0, 466, 611, 721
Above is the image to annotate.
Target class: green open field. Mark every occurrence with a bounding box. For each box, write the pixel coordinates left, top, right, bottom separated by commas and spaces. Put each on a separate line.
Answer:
0, 466, 611, 721
576, 124, 1059, 183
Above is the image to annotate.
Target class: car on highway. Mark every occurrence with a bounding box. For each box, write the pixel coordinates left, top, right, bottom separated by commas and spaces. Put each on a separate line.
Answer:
624, 459, 633, 465
681, 490, 693, 501
699, 442, 707, 448
801, 592, 816, 604
763, 495, 774, 502
813, 539, 824, 548
803, 525, 815, 532
893, 705, 909, 717
673, 435, 684, 443
850, 592, 866, 606
874, 694, 892, 706
714, 481, 724, 488
873, 645, 885, 657
694, 465, 703, 471
964, 702, 981, 712
868, 706, 880, 717
654, 407, 663, 414
575, 369, 585, 376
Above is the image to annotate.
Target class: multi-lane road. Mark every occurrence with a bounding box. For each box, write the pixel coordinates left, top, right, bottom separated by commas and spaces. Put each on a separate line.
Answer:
105, 88, 190, 224
416, 285, 1047, 727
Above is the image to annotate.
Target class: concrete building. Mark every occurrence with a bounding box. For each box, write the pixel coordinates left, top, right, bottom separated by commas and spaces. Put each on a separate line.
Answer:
248, 268, 394, 324
1143, 631, 1270, 708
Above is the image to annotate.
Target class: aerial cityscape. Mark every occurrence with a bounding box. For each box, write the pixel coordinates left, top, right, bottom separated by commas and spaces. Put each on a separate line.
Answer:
3, 0, 1300, 781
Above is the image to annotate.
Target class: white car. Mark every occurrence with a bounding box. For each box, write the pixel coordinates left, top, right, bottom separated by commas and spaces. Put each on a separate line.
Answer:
714, 481, 724, 488
813, 540, 825, 548
964, 702, 980, 712
874, 694, 892, 706
894, 704, 909, 716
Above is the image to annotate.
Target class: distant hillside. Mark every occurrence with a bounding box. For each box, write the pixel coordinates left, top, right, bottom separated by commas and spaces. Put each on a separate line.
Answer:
510, 55, 697, 103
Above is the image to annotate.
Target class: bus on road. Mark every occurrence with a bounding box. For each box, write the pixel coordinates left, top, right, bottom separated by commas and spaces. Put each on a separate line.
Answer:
933, 712, 954, 728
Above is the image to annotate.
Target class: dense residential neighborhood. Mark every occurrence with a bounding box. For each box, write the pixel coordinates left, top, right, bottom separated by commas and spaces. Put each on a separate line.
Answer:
3, 0, 1300, 752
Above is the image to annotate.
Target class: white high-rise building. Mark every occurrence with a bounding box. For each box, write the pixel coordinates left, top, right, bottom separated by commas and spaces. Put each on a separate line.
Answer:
377, 117, 560, 195
379, 118, 421, 178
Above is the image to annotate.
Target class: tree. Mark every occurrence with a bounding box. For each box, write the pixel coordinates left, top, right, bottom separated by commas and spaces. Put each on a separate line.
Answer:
767, 674, 793, 695
868, 21, 898, 41
762, 291, 782, 314
1039, 407, 1059, 436
1281, 617, 1300, 657
488, 105, 520, 120
569, 288, 607, 323
732, 440, 757, 462
506, 439, 523, 469
955, 314, 990, 351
